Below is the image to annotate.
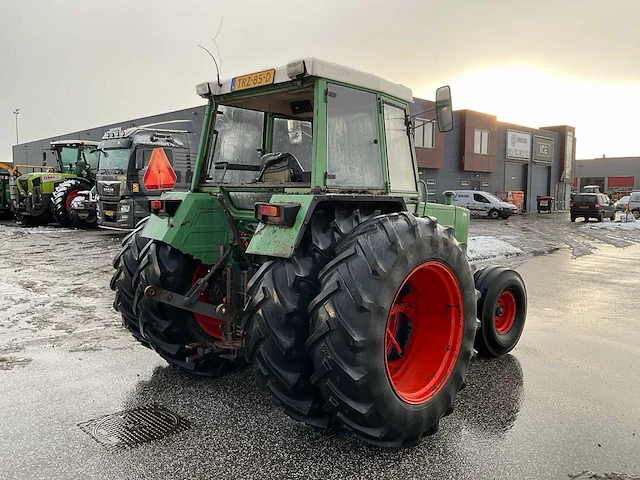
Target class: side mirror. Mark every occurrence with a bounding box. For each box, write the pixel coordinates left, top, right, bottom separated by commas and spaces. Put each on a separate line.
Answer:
435, 86, 454, 133
287, 120, 303, 145
135, 150, 144, 170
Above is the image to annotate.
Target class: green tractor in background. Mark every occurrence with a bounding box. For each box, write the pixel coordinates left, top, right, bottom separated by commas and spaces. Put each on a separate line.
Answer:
9, 140, 99, 227
0, 164, 14, 219
111, 58, 528, 447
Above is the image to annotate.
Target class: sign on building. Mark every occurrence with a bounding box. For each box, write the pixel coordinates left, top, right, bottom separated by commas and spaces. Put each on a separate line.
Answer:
506, 130, 531, 160
564, 132, 574, 181
533, 136, 554, 163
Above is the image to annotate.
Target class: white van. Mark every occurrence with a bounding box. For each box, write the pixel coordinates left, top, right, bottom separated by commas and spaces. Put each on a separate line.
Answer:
629, 191, 640, 219
444, 190, 519, 219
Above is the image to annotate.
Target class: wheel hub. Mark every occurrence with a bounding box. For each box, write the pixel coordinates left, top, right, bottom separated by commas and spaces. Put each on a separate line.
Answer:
385, 261, 464, 405
494, 290, 516, 334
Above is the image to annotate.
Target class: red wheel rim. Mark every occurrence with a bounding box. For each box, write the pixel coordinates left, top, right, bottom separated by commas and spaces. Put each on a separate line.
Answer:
494, 290, 516, 335
65, 190, 82, 211
385, 261, 464, 405
191, 264, 224, 339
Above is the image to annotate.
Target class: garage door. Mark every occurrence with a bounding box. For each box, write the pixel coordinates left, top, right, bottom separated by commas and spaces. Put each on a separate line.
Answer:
531, 165, 550, 211
505, 162, 527, 192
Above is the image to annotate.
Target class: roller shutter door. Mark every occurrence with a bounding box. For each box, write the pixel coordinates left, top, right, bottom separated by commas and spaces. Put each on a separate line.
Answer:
531, 165, 550, 211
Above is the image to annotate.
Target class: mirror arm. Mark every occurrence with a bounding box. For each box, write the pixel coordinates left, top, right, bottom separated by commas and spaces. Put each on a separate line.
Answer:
409, 106, 437, 119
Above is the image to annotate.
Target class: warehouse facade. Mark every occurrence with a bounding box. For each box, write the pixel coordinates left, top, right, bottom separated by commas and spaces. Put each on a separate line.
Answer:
11, 106, 207, 169
13, 99, 574, 212
409, 98, 575, 212
574, 156, 640, 194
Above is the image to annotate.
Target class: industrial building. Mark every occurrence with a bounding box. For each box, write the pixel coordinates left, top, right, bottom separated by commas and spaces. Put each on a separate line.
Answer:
574, 156, 640, 194
409, 98, 575, 212
12, 99, 575, 212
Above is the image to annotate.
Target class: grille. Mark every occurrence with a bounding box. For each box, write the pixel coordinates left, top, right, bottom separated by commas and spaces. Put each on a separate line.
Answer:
78, 404, 191, 451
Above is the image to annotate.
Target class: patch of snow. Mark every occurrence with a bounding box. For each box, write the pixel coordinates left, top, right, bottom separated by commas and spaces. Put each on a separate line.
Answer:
581, 220, 640, 230
466, 236, 523, 262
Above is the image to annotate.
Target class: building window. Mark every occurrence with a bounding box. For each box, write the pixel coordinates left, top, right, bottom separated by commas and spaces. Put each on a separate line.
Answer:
414, 119, 435, 149
474, 129, 489, 155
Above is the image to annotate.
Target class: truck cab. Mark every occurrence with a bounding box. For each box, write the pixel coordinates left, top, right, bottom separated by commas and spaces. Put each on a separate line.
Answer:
95, 121, 197, 230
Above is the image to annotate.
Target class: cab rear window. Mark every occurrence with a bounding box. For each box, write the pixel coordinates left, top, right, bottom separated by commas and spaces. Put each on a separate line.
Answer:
573, 194, 595, 203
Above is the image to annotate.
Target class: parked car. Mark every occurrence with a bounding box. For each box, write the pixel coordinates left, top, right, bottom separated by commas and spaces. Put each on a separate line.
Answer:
629, 191, 640, 219
445, 190, 518, 219
614, 195, 631, 211
570, 193, 616, 222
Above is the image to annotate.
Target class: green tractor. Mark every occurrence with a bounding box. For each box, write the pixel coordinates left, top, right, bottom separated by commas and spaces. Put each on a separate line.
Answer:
111, 58, 527, 447
9, 141, 99, 227
0, 163, 14, 219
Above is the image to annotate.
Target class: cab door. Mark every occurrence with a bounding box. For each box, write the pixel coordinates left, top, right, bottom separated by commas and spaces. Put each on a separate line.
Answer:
473, 193, 491, 216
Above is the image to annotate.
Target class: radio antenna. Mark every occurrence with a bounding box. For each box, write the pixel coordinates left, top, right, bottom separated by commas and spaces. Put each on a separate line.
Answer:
197, 44, 222, 87
196, 17, 225, 88
213, 17, 224, 77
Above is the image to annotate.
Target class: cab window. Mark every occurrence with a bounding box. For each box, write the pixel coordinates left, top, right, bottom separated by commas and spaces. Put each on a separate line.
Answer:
383, 103, 416, 192
474, 193, 489, 203
326, 84, 383, 189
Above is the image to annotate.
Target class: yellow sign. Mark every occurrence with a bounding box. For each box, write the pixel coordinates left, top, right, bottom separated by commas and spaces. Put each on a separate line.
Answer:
105, 210, 115, 217
231, 69, 275, 91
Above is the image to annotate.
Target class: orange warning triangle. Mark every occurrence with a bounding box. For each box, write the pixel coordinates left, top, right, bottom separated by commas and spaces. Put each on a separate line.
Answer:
142, 148, 177, 190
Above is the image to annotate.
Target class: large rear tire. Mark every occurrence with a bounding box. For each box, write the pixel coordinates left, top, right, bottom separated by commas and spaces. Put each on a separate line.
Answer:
130, 240, 244, 375
52, 178, 92, 227
243, 206, 381, 428
306, 213, 478, 447
111, 217, 150, 347
474, 267, 527, 357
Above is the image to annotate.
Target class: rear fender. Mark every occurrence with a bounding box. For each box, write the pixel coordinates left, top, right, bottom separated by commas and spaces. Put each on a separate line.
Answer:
416, 201, 470, 243
142, 191, 232, 265
246, 194, 406, 258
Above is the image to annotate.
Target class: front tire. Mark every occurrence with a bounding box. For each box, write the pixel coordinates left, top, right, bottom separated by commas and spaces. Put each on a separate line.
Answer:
474, 267, 527, 357
489, 209, 500, 220
306, 213, 477, 447
52, 178, 92, 227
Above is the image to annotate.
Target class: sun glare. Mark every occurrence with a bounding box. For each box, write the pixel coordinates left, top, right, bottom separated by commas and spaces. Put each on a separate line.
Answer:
432, 65, 640, 158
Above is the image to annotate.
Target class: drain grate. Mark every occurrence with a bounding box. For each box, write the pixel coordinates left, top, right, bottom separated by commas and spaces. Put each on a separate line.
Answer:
78, 404, 191, 451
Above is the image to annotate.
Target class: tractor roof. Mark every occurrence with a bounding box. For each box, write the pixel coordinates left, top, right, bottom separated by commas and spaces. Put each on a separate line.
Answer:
50, 140, 100, 148
197, 58, 413, 103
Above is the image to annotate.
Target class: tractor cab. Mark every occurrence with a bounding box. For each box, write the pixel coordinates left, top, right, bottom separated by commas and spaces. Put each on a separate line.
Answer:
192, 59, 452, 200
49, 141, 100, 180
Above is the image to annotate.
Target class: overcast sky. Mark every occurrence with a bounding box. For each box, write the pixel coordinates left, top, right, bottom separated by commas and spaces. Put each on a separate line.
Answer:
1, 0, 639, 161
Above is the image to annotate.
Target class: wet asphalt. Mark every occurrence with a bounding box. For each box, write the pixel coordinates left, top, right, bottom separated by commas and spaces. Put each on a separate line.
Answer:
1, 220, 640, 479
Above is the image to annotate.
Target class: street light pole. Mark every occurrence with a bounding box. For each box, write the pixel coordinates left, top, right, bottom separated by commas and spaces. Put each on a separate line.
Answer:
12, 108, 20, 145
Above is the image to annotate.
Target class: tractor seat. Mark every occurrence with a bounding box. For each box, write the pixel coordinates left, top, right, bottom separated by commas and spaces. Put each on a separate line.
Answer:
256, 152, 309, 183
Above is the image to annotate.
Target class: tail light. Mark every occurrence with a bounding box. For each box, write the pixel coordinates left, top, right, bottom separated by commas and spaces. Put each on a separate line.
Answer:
255, 202, 301, 227
595, 202, 600, 208
150, 199, 182, 216
150, 200, 164, 215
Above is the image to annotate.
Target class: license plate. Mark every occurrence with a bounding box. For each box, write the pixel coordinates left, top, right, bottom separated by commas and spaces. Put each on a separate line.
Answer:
231, 69, 275, 91
579, 205, 589, 209
105, 210, 115, 216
